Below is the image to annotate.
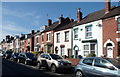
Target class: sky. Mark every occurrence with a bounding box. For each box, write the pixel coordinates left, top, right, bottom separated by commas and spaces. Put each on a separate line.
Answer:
1, 2, 119, 41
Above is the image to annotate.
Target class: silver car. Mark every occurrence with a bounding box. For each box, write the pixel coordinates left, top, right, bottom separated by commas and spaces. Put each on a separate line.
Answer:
37, 53, 72, 73
75, 57, 120, 77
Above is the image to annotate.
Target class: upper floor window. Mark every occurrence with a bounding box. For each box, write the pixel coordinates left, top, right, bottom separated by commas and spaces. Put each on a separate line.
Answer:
85, 25, 92, 38
47, 33, 50, 41
118, 17, 120, 31
65, 31, 69, 42
36, 37, 39, 43
42, 35, 44, 42
74, 28, 78, 40
28, 39, 30, 44
56, 33, 60, 43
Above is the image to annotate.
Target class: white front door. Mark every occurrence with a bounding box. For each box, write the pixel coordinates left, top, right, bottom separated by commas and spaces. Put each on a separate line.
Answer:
107, 46, 113, 58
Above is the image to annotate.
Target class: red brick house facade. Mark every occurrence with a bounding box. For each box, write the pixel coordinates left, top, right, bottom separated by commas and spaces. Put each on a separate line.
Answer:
102, 2, 120, 58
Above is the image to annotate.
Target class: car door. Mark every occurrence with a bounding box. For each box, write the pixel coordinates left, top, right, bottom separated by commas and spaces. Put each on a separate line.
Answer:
19, 53, 23, 62
93, 58, 117, 77
45, 54, 52, 67
40, 54, 48, 67
22, 54, 26, 63
82, 58, 95, 76
92, 58, 104, 76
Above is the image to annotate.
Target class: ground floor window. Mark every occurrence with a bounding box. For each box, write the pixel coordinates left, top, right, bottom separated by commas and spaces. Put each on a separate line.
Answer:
83, 43, 96, 56
84, 45, 89, 56
90, 44, 95, 54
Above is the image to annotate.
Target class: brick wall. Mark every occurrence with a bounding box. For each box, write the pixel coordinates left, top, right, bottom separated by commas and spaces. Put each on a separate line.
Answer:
102, 17, 119, 58
65, 58, 80, 66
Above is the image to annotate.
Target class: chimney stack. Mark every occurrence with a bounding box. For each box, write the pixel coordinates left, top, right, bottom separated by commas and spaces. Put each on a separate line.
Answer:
70, 19, 74, 22
48, 19, 52, 26
77, 8, 82, 22
105, 0, 111, 13
59, 14, 64, 24
31, 30, 34, 34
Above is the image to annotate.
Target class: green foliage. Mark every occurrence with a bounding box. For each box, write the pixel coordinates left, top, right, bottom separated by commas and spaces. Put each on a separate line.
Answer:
68, 55, 74, 58
31, 51, 43, 56
86, 53, 96, 57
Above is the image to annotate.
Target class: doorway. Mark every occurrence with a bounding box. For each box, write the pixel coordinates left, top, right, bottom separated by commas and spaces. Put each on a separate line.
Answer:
106, 43, 113, 58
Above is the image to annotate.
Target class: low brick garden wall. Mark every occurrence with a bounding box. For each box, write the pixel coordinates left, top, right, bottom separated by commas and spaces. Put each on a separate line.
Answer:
65, 58, 80, 66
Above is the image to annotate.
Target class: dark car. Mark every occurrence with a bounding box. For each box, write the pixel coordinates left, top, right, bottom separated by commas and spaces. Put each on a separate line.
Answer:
3, 51, 13, 59
17, 52, 37, 65
10, 52, 19, 62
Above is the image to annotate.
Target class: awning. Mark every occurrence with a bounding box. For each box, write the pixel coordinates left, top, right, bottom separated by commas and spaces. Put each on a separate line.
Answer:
82, 39, 97, 43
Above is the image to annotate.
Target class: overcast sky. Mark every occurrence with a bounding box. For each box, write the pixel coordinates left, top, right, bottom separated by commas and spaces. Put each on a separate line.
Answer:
1, 2, 119, 41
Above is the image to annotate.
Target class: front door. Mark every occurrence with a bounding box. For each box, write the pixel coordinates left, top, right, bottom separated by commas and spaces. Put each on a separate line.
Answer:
107, 46, 113, 58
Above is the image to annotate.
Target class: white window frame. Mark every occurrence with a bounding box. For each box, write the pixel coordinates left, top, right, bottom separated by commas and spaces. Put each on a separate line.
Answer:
56, 33, 60, 43
74, 28, 78, 40
65, 31, 69, 42
118, 17, 120, 31
83, 43, 96, 56
85, 25, 92, 38
46, 32, 51, 42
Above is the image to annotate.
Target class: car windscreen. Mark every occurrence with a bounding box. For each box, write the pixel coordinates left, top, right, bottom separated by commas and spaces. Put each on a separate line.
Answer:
14, 53, 19, 56
6, 51, 13, 54
50, 54, 63, 60
26, 53, 35, 58
106, 58, 120, 69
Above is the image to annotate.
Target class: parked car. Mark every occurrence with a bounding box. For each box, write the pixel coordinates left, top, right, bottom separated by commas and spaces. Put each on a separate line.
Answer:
0, 51, 4, 57
10, 52, 19, 62
3, 51, 13, 59
37, 53, 72, 73
75, 57, 120, 77
17, 52, 37, 65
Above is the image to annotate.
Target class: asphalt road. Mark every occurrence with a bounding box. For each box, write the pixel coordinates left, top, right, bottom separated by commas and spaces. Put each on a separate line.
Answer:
2, 58, 74, 77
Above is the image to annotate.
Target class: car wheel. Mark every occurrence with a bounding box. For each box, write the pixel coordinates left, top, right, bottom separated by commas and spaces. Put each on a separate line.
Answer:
5, 56, 7, 59
75, 70, 84, 77
24, 60, 28, 65
51, 65, 57, 73
10, 58, 12, 61
37, 62, 41, 69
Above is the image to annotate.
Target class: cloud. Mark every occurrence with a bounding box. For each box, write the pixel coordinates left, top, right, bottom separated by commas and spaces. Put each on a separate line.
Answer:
34, 16, 41, 19
2, 7, 36, 18
0, 21, 31, 41
1, 21, 30, 33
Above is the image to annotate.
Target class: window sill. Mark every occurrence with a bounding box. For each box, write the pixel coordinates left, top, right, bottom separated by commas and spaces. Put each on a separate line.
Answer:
56, 42, 60, 43
85, 37, 93, 39
74, 38, 78, 40
116, 31, 120, 33
65, 40, 69, 42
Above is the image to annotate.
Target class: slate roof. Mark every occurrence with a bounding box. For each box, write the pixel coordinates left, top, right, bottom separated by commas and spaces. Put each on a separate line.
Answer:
74, 6, 120, 26
54, 21, 77, 31
74, 9, 105, 26
43, 17, 71, 32
102, 6, 120, 19
42, 21, 59, 32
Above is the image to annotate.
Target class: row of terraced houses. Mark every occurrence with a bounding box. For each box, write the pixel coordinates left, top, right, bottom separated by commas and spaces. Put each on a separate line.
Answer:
0, 0, 120, 58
